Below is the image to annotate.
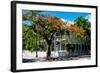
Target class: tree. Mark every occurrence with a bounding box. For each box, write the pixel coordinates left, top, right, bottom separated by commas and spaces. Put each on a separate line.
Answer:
30, 15, 67, 59
74, 16, 91, 36
23, 24, 40, 57
73, 16, 91, 55
74, 16, 91, 45
23, 11, 67, 59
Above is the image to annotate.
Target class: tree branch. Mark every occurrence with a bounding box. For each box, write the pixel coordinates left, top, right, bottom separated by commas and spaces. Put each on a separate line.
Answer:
50, 30, 56, 42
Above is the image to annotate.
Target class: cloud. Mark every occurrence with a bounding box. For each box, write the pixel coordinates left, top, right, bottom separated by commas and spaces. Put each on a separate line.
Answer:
60, 18, 67, 22
60, 18, 74, 24
68, 20, 74, 24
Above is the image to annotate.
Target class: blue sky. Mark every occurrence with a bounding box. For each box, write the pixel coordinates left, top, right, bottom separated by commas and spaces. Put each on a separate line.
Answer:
40, 11, 91, 23
22, 10, 91, 25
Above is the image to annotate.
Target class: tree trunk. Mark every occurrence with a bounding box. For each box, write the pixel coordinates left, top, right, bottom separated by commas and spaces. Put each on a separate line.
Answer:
47, 44, 51, 60
36, 51, 38, 57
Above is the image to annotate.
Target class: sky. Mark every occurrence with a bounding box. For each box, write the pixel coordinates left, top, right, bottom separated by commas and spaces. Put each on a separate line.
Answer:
22, 10, 91, 25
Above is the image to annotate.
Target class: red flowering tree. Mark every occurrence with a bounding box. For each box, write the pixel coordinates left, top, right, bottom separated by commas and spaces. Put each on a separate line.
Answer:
23, 11, 67, 59
30, 15, 67, 59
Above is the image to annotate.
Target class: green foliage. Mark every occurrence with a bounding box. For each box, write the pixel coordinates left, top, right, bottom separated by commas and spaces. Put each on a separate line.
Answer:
74, 16, 91, 36
74, 16, 91, 45
23, 24, 47, 52
23, 24, 39, 52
